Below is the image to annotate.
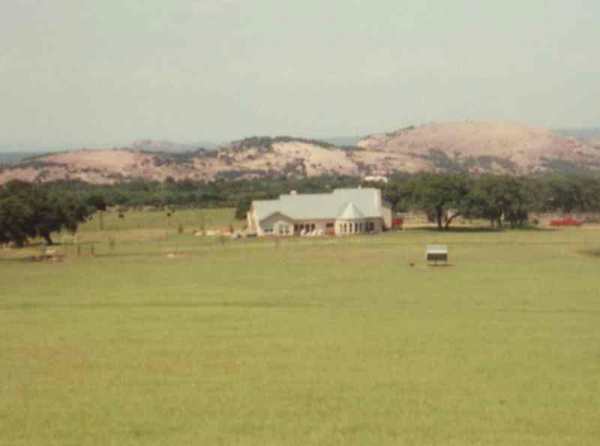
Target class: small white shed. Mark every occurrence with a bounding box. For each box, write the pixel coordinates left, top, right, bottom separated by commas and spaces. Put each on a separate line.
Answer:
426, 245, 448, 264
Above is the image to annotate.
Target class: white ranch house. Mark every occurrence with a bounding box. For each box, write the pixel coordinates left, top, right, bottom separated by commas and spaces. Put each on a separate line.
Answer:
247, 188, 392, 236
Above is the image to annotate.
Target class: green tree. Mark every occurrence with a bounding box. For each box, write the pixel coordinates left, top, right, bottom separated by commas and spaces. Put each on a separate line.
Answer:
235, 197, 252, 220
542, 175, 584, 214
35, 195, 92, 245
406, 173, 471, 230
466, 176, 534, 228
85, 194, 108, 211
540, 175, 600, 214
0, 197, 33, 247
0, 181, 94, 246
382, 179, 412, 212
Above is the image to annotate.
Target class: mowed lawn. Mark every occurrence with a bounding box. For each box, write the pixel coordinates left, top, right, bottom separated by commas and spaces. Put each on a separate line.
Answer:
1, 210, 600, 445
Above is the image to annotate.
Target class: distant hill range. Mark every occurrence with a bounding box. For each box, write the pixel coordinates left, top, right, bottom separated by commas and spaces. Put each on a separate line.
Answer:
556, 128, 600, 144
0, 152, 42, 165
129, 139, 218, 153
2, 122, 600, 184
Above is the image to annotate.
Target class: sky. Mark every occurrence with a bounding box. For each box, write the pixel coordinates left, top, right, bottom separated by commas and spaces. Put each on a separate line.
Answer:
1, 0, 599, 150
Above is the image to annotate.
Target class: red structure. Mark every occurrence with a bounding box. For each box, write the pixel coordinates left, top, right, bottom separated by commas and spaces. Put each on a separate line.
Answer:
392, 217, 404, 230
549, 216, 583, 227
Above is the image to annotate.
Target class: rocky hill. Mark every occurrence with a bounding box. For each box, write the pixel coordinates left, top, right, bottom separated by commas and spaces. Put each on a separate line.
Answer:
2, 122, 600, 184
356, 121, 600, 175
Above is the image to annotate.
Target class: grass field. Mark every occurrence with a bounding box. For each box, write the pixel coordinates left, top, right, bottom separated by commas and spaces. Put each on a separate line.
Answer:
1, 209, 600, 445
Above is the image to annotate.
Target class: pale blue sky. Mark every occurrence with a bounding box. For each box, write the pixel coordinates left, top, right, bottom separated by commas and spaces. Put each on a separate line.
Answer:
1, 0, 599, 149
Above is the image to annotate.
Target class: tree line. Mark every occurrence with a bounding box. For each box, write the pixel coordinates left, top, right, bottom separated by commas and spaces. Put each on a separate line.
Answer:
24, 176, 360, 214
381, 173, 600, 229
0, 176, 358, 246
2, 173, 600, 246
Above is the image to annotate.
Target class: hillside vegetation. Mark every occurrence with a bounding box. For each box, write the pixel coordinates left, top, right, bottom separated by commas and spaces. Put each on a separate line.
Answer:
2, 122, 600, 184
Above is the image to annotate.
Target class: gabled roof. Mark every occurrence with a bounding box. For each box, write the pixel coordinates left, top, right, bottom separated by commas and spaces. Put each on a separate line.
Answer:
337, 202, 365, 220
253, 188, 383, 222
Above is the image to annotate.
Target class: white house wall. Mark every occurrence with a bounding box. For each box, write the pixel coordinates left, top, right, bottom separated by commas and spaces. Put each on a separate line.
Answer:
335, 218, 382, 236
382, 206, 393, 229
257, 213, 295, 236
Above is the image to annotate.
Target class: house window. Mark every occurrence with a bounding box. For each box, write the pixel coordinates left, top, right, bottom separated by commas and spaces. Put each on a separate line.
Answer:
277, 224, 290, 235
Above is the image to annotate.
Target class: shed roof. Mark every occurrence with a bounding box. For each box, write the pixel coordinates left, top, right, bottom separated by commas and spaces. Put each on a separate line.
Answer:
253, 188, 383, 222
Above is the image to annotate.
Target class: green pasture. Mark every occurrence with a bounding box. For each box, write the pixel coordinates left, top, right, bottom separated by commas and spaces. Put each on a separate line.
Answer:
81, 207, 240, 233
1, 209, 599, 445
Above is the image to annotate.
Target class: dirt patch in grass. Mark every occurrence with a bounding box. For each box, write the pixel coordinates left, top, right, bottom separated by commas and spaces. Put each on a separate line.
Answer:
579, 248, 600, 258
13, 344, 91, 383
